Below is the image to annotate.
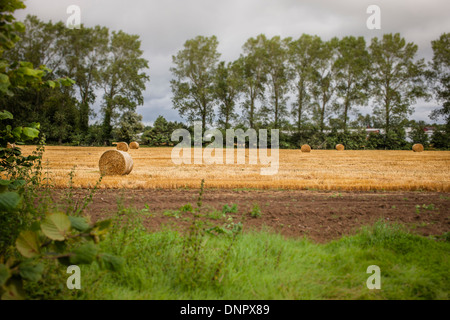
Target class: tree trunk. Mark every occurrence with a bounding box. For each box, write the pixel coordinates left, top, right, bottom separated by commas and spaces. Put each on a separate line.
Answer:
102, 105, 112, 145
79, 102, 90, 134
201, 106, 206, 136
320, 94, 326, 133
297, 83, 304, 134
343, 97, 349, 131
250, 96, 255, 129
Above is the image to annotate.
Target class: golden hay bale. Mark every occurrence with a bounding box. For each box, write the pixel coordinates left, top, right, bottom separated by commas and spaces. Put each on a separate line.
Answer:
99, 150, 133, 176
116, 142, 129, 152
301, 144, 311, 153
412, 144, 424, 152
129, 141, 140, 149
336, 144, 345, 151
6, 142, 16, 149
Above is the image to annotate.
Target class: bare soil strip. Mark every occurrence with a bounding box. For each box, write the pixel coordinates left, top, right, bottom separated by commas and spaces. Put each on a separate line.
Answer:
56, 189, 450, 243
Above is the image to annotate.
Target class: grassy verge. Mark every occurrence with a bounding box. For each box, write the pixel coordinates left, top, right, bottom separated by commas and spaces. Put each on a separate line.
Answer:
50, 218, 449, 300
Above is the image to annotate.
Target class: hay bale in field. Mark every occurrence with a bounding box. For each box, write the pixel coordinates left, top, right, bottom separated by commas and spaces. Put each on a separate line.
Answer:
301, 144, 311, 153
412, 144, 424, 152
99, 150, 133, 176
6, 142, 16, 149
116, 142, 129, 152
130, 141, 139, 149
336, 144, 345, 151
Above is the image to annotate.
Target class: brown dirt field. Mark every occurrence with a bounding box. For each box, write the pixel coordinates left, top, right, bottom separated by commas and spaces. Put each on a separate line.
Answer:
55, 189, 450, 243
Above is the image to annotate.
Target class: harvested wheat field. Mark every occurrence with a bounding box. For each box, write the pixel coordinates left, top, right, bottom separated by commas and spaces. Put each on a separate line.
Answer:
21, 146, 450, 191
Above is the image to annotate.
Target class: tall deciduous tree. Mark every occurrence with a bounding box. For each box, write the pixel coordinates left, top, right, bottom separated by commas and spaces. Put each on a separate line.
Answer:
64, 25, 109, 136
214, 60, 243, 129
310, 38, 338, 133
288, 34, 321, 134
260, 35, 291, 129
334, 36, 370, 131
239, 36, 267, 129
170, 35, 220, 134
369, 33, 427, 136
100, 31, 149, 144
429, 33, 450, 129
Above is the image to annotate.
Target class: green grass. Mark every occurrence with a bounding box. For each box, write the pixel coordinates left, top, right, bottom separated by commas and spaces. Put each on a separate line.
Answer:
62, 220, 449, 300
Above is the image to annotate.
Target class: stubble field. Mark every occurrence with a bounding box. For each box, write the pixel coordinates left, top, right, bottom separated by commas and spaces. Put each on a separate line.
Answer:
23, 146, 450, 192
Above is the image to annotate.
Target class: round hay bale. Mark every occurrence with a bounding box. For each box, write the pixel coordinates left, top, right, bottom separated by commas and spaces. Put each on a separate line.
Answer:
336, 144, 345, 151
116, 142, 129, 152
301, 144, 311, 153
6, 142, 15, 149
130, 141, 140, 149
412, 144, 424, 153
99, 150, 133, 176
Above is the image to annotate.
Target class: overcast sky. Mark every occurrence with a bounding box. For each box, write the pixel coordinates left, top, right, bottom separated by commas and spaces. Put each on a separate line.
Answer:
16, 0, 450, 126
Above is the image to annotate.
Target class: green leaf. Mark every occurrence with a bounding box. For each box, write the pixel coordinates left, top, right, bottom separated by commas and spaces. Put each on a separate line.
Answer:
0, 264, 11, 286
46, 80, 56, 89
20, 66, 42, 77
13, 22, 25, 33
29, 122, 40, 130
0, 74, 11, 94
0, 179, 12, 192
16, 231, 40, 258
70, 242, 98, 265
19, 61, 33, 69
1, 279, 25, 300
19, 261, 44, 282
69, 216, 91, 232
41, 212, 71, 241
0, 109, 13, 120
59, 77, 76, 86
0, 192, 21, 211
11, 126, 22, 139
22, 127, 39, 140
99, 253, 124, 272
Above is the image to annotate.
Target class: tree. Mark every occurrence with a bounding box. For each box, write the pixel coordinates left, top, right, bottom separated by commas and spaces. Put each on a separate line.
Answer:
214, 60, 243, 129
1, 16, 112, 143
239, 36, 267, 129
288, 34, 321, 135
63, 25, 109, 137
100, 31, 149, 144
369, 33, 428, 136
170, 35, 220, 134
408, 120, 429, 146
334, 36, 370, 131
113, 110, 144, 142
310, 38, 338, 133
260, 35, 291, 129
142, 115, 186, 146
1, 15, 76, 142
430, 126, 450, 149
429, 33, 450, 129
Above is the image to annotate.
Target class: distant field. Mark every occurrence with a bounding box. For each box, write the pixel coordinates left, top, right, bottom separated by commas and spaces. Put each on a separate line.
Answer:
21, 146, 450, 191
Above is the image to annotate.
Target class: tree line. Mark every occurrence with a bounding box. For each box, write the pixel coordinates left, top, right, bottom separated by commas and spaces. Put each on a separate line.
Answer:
1, 15, 149, 145
170, 33, 449, 149
2, 13, 448, 149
